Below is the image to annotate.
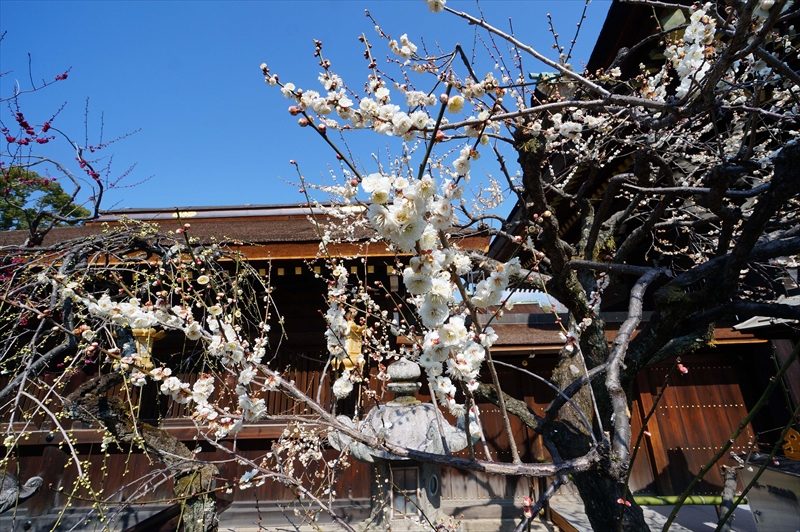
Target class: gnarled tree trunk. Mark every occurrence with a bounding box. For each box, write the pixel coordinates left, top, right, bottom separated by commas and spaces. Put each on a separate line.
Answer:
63, 372, 219, 532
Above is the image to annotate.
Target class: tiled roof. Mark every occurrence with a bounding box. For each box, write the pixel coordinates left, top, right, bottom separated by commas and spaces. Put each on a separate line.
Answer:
0, 205, 490, 255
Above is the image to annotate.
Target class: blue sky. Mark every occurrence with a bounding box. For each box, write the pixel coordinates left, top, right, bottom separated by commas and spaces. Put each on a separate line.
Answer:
1, 1, 610, 210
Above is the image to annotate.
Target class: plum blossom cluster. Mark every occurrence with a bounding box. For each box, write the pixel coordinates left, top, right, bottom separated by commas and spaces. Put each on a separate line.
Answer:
315, 159, 523, 418
420, 316, 493, 404
323, 265, 352, 360
407, 260, 511, 414
358, 169, 519, 415
643, 3, 718, 101
363, 172, 460, 252
461, 72, 500, 100
424, 343, 488, 417
278, 73, 436, 138
265, 29, 528, 151
271, 423, 327, 481
471, 258, 521, 308
389, 34, 418, 59
323, 264, 362, 399
531, 112, 586, 145
2, 110, 56, 146
58, 282, 277, 439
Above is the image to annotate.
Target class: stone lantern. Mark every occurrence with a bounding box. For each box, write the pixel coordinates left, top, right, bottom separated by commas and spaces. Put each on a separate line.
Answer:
329, 358, 472, 530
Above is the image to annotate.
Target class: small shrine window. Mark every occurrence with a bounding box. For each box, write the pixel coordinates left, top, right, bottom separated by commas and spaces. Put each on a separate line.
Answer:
391, 467, 419, 518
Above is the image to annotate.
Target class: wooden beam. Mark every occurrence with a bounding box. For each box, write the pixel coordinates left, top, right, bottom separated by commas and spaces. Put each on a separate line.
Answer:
550, 507, 580, 532
635, 370, 674, 495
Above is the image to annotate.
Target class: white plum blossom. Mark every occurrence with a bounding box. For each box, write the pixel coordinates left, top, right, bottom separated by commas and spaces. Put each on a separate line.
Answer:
410, 110, 431, 131
471, 258, 519, 308
333, 371, 354, 399
149, 367, 172, 381
192, 374, 215, 404
423, 330, 451, 361
161, 376, 191, 403
454, 254, 472, 276
361, 173, 393, 204
428, 273, 454, 305
418, 224, 439, 251
160, 376, 183, 395
426, 0, 446, 13
239, 395, 267, 421
645, 3, 717, 101
281, 82, 296, 98
403, 267, 434, 295
445, 344, 482, 380
439, 316, 468, 347
452, 145, 475, 176
392, 112, 414, 136
559, 121, 583, 139
471, 279, 503, 308
375, 86, 391, 102
264, 373, 282, 390
389, 34, 418, 59
419, 298, 450, 329
428, 197, 454, 230
239, 366, 257, 385
193, 402, 218, 422
185, 321, 203, 341
453, 155, 471, 175
405, 90, 426, 107
447, 95, 465, 114
479, 326, 498, 348
129, 370, 148, 387
431, 375, 457, 406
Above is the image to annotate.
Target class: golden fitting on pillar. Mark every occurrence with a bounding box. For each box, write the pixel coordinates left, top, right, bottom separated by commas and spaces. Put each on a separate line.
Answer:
131, 328, 166, 371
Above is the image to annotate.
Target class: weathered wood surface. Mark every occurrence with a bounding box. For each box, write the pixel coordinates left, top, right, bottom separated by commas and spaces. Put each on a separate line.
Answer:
1, 345, 768, 522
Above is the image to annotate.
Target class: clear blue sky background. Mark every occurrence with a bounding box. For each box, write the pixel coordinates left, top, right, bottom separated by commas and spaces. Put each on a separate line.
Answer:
1, 1, 611, 210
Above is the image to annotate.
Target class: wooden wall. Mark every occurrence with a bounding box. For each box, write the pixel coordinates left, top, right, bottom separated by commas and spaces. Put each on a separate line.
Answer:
437, 348, 765, 502
0, 316, 775, 523
632, 352, 757, 496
